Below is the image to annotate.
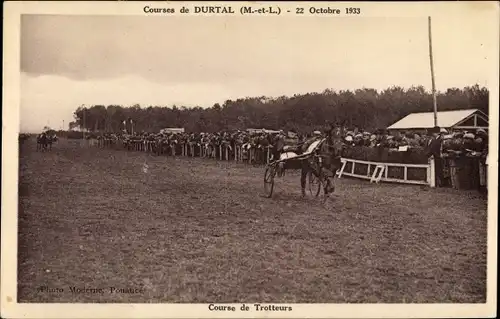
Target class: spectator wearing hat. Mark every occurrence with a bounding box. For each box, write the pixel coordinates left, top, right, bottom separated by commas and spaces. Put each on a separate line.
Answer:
426, 126, 444, 187
345, 135, 354, 146
354, 133, 363, 146
440, 134, 455, 186
408, 133, 420, 148
362, 132, 371, 146
475, 129, 488, 191
272, 131, 286, 160
475, 136, 487, 191
462, 133, 476, 152
444, 138, 462, 190
369, 134, 377, 148
476, 128, 487, 137
475, 129, 488, 153
462, 132, 482, 190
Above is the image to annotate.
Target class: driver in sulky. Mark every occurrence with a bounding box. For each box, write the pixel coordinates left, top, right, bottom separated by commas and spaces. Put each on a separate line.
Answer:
301, 130, 323, 153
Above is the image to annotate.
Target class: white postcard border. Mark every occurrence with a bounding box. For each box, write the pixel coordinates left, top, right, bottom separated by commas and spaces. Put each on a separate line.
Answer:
2, 1, 498, 318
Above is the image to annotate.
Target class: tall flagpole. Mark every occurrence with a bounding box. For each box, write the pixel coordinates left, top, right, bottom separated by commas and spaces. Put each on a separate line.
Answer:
428, 16, 438, 127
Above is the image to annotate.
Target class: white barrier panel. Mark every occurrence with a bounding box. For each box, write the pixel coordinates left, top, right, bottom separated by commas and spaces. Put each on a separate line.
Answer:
337, 157, 435, 187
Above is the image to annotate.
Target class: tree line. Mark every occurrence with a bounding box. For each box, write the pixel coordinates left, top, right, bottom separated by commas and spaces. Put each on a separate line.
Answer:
70, 84, 489, 134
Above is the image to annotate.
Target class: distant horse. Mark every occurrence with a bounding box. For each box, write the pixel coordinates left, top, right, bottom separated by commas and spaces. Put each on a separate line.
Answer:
36, 133, 48, 152
46, 134, 58, 151
300, 131, 344, 198
36, 133, 57, 151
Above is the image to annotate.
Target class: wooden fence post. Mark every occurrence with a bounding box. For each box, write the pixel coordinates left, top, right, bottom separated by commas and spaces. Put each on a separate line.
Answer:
427, 157, 436, 187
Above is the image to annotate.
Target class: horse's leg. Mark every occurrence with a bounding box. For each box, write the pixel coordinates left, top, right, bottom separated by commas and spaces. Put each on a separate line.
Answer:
326, 172, 335, 194
323, 176, 334, 201
329, 175, 335, 193
321, 170, 334, 200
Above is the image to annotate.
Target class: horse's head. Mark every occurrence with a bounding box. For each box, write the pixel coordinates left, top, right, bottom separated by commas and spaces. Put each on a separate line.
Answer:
318, 135, 343, 170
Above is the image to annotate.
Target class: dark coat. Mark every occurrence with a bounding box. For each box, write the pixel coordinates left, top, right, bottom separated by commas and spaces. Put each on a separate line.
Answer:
426, 137, 442, 158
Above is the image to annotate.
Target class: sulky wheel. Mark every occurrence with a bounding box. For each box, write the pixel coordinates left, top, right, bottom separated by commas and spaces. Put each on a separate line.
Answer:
308, 171, 322, 197
264, 164, 277, 198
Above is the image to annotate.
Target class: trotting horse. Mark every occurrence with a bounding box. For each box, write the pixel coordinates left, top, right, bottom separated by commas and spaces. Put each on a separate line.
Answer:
299, 131, 344, 198
37, 133, 57, 151
46, 134, 57, 151
36, 133, 48, 151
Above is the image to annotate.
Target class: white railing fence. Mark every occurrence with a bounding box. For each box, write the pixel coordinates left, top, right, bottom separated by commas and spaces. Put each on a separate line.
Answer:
336, 158, 435, 187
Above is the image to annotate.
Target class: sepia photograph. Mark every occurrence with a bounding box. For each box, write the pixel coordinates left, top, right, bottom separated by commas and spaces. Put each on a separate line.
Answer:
2, 1, 498, 318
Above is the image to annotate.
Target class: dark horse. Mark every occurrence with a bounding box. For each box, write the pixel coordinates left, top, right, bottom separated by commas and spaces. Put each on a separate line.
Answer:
37, 133, 57, 152
47, 134, 57, 151
37, 133, 48, 151
300, 130, 344, 198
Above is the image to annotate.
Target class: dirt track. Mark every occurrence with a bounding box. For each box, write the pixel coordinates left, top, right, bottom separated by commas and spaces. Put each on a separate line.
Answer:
17, 139, 487, 303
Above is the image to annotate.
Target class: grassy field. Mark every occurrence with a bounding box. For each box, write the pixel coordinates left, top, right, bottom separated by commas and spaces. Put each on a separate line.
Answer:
17, 138, 487, 303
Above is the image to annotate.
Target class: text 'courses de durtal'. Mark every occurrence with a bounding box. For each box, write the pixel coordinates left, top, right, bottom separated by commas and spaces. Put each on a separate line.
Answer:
143, 5, 362, 16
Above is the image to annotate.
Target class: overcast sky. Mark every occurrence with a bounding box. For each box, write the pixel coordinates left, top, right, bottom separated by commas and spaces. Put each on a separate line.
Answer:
20, 14, 495, 132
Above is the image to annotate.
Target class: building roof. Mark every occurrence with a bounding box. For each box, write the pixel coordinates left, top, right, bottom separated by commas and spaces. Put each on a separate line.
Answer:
387, 109, 487, 130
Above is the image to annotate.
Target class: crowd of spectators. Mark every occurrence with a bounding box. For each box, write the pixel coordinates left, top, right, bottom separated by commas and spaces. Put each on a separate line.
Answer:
88, 125, 489, 191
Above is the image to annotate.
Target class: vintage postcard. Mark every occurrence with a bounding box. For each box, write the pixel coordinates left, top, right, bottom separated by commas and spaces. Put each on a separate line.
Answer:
2, 1, 499, 318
